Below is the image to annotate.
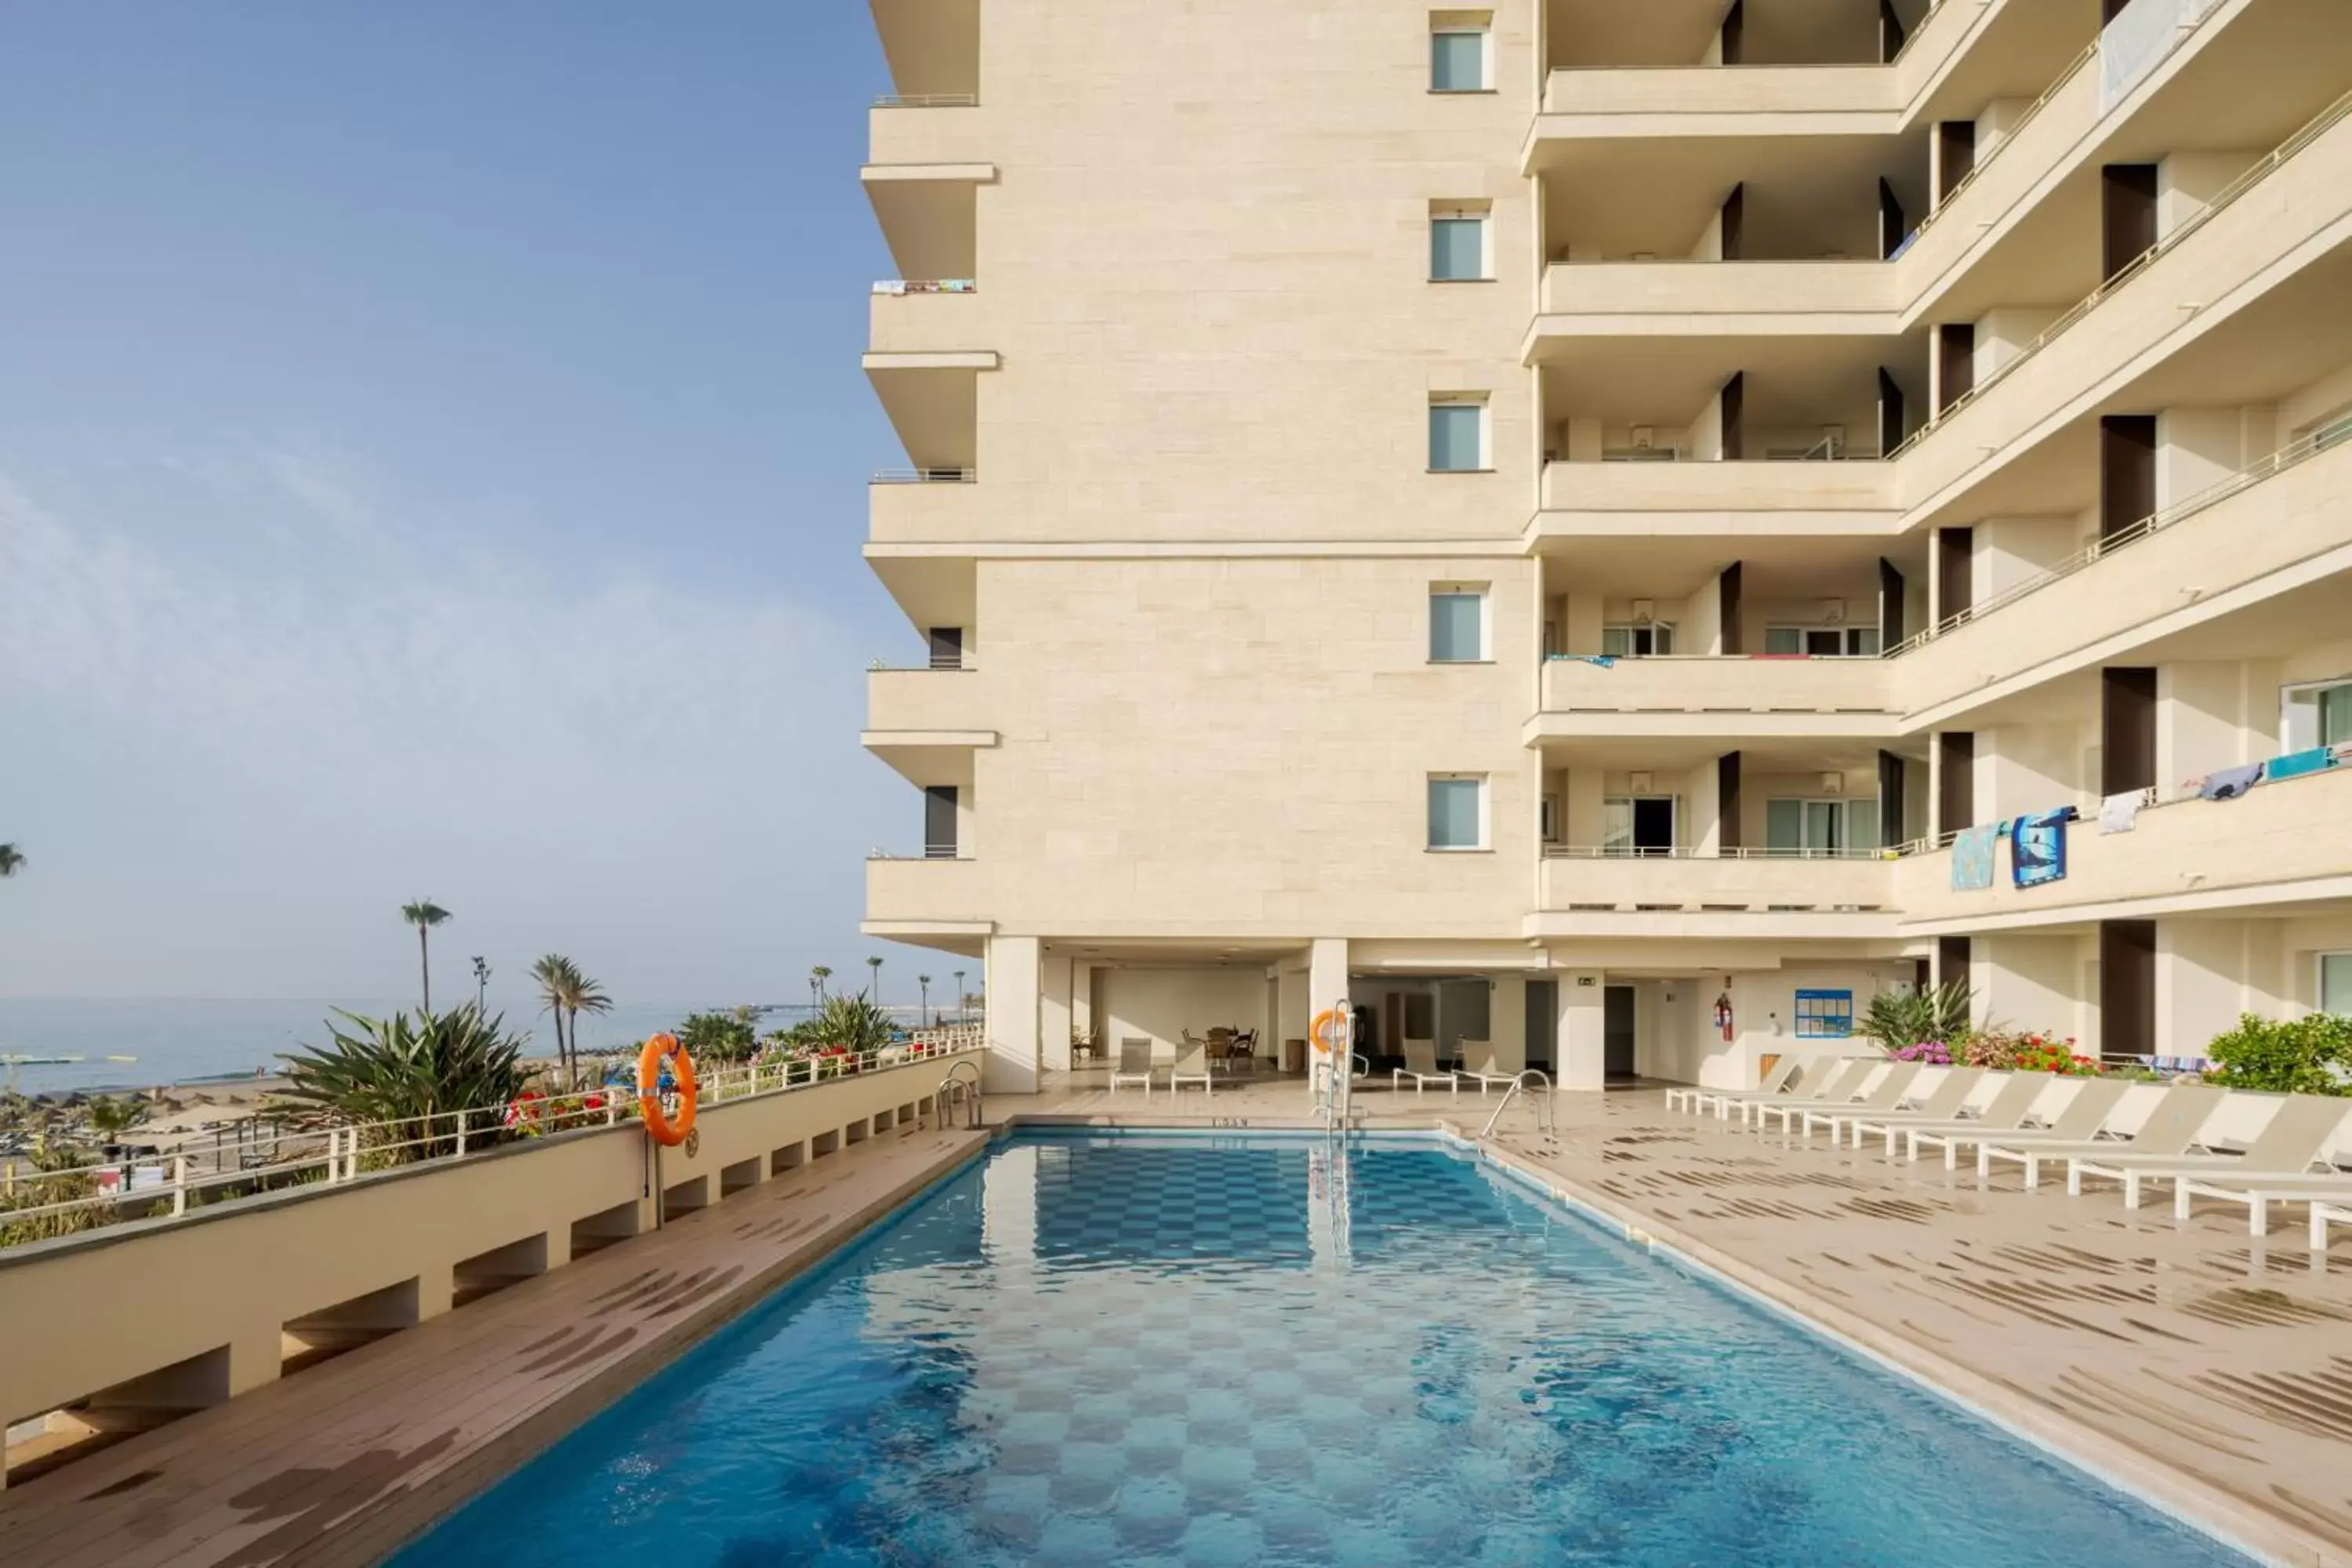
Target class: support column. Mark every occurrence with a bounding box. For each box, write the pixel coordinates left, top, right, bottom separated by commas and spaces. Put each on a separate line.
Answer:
1308, 938, 1348, 1100
1040, 946, 1073, 1073
984, 935, 1041, 1094
1490, 975, 1529, 1073
1556, 970, 1606, 1091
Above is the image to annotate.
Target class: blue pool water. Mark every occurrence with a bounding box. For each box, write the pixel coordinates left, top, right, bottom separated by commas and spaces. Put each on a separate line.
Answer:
395, 1134, 2249, 1567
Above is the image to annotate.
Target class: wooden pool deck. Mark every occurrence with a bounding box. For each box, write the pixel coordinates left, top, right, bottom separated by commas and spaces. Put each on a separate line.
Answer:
2, 1074, 2347, 1566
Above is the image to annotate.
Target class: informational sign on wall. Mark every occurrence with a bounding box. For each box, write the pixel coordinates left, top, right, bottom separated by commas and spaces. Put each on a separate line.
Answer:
1794, 989, 1856, 1039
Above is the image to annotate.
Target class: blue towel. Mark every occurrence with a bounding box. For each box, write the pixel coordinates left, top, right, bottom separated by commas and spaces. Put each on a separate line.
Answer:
2010, 808, 2075, 888
1548, 653, 1617, 668
2198, 762, 2265, 800
1950, 824, 1998, 891
2263, 746, 2336, 782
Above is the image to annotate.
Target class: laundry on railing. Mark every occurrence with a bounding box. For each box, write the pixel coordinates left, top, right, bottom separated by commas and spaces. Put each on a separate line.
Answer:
2192, 761, 2266, 801
872, 279, 907, 295
1547, 653, 1617, 668
1950, 823, 2000, 892
2263, 745, 2338, 782
2010, 807, 2078, 889
2097, 788, 2150, 835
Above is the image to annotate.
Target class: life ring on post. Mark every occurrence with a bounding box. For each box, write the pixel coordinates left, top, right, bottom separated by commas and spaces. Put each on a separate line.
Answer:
637, 1033, 698, 1149
1308, 1008, 1348, 1057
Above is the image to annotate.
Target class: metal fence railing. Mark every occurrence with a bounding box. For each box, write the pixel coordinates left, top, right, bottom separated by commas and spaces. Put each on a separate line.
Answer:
871, 467, 975, 485
0, 1044, 980, 1248
872, 93, 978, 109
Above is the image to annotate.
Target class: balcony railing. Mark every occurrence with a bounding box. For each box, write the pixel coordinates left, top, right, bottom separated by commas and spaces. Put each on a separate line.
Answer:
1885, 415, 2352, 659
872, 279, 975, 295
1907, 44, 2094, 252
1537, 848, 1895, 914
872, 466, 975, 484
1541, 653, 1896, 716
1543, 844, 1890, 861
1888, 83, 2352, 464
872, 93, 978, 108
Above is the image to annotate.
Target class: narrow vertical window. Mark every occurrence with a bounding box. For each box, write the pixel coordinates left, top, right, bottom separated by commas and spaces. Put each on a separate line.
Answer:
1428, 776, 1487, 850
1430, 22, 1489, 92
1429, 586, 1487, 662
2321, 953, 2352, 1016
1430, 209, 1488, 281
1429, 397, 1487, 472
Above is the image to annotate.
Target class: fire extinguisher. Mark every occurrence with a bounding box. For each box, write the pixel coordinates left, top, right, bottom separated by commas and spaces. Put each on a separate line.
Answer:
1714, 993, 1735, 1042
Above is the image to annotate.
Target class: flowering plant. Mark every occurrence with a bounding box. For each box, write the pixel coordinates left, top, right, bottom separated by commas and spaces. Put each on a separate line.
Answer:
1887, 1040, 1955, 1065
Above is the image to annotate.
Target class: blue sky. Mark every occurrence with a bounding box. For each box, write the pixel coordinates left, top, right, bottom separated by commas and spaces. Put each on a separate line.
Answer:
0, 5, 944, 1002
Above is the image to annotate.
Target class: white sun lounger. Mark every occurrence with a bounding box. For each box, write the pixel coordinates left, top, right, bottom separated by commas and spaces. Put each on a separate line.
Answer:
1898, 1072, 2057, 1166
2314, 1201, 2352, 1251
1719, 1058, 1871, 1127
1458, 1042, 1515, 1095
1168, 1043, 1212, 1096
1763, 1062, 1920, 1135
1980, 1083, 2220, 1189
2172, 1171, 2352, 1236
1109, 1038, 1155, 1097
1834, 1068, 1987, 1152
1668, 1054, 1810, 1116
2069, 1094, 2347, 1208
1392, 1038, 1457, 1096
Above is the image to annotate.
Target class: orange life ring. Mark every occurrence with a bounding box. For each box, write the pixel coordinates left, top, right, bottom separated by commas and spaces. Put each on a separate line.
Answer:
637, 1033, 698, 1148
1309, 1008, 1348, 1056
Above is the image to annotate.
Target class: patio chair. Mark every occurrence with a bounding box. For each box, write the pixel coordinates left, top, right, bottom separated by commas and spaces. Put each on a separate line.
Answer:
2068, 1093, 2347, 1210
1676, 1054, 1818, 1120
1228, 1029, 1258, 1070
1833, 1067, 1987, 1152
1899, 1072, 2057, 1166
1169, 1042, 1213, 1096
1725, 1057, 1875, 1127
1977, 1081, 2217, 1189
2172, 1168, 2352, 1236
1459, 1042, 1515, 1095
2314, 1200, 2352, 1251
1755, 1061, 1915, 1134
1109, 1038, 1154, 1097
1206, 1028, 1233, 1067
1392, 1038, 1457, 1096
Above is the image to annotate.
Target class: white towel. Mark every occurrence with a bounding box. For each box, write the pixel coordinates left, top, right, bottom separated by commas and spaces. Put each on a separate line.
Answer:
2097, 789, 2147, 835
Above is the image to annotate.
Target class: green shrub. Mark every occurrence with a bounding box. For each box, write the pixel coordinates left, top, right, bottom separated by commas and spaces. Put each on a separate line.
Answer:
1860, 982, 1972, 1053
673, 1010, 760, 1065
275, 1007, 533, 1162
2205, 1012, 2352, 1096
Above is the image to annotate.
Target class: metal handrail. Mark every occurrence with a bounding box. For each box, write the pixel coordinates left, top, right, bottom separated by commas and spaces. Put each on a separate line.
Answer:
870, 467, 975, 485
936, 1059, 985, 1130
866, 848, 973, 862
1907, 43, 2096, 248
1887, 82, 2352, 465
872, 93, 978, 108
1544, 845, 1893, 862
1882, 415, 2352, 658
1479, 1070, 1555, 1141
0, 1044, 983, 1240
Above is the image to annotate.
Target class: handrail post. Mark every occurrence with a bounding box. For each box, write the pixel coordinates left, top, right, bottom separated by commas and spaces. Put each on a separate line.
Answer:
171, 1155, 187, 1218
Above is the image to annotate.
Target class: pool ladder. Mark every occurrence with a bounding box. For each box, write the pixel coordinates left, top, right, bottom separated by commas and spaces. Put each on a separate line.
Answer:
1478, 1070, 1557, 1144
935, 1060, 985, 1131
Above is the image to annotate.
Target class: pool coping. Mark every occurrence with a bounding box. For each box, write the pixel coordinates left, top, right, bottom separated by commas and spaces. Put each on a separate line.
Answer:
1467, 1132, 2334, 1568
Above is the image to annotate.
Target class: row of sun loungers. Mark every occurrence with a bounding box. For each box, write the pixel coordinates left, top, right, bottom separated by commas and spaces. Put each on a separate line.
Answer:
1672, 1052, 2352, 1245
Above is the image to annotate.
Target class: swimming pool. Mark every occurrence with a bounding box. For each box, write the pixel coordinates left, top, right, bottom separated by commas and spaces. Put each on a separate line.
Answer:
394, 1132, 2249, 1566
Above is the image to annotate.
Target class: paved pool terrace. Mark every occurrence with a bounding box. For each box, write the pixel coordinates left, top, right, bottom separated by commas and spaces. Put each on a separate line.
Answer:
0, 1080, 2345, 1567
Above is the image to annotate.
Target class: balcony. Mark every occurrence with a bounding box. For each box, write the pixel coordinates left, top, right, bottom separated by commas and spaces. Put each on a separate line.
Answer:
1897, 428, 2352, 723
865, 853, 992, 938
1533, 655, 1900, 741
868, 281, 987, 357
1536, 261, 1900, 336
1894, 765, 2352, 930
866, 664, 985, 735
868, 470, 979, 543
1535, 66, 1900, 136
866, 99, 986, 169
1895, 99, 2352, 519
1537, 457, 1900, 526
1531, 849, 1896, 938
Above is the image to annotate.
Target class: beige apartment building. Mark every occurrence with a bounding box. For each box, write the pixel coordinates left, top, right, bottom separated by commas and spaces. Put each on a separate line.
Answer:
858, 0, 2352, 1094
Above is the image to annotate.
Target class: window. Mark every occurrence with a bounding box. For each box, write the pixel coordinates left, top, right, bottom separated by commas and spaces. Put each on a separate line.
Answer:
1765, 798, 1879, 855
1430, 209, 1489, 281
1428, 586, 1488, 662
1428, 775, 1486, 850
1765, 626, 1880, 656
1430, 20, 1489, 91
1601, 623, 1674, 657
1428, 397, 1487, 472
2282, 678, 2352, 750
2322, 953, 2352, 1016
1795, 989, 1855, 1039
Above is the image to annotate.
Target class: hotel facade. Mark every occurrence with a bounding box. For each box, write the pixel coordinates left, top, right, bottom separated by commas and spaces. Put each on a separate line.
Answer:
858, 0, 2352, 1094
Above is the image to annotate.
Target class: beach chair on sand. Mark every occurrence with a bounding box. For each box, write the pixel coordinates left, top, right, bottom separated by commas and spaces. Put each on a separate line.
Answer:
1976, 1082, 2218, 1189
2069, 1093, 2347, 1210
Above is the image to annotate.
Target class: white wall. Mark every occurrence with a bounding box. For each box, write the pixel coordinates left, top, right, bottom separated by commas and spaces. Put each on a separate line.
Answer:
1095, 967, 1269, 1063
1973, 516, 2078, 603
1974, 933, 2086, 1039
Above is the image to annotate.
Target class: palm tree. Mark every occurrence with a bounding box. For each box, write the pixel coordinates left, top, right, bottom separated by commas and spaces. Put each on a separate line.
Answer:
0, 843, 24, 877
918, 975, 932, 1027
811, 964, 833, 1004
401, 900, 452, 1011
564, 967, 614, 1088
866, 955, 884, 1012
953, 969, 967, 1023
531, 954, 573, 1080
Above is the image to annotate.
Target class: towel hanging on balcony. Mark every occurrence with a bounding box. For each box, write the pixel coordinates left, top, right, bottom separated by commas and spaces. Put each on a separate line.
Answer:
2097, 789, 2148, 835
2010, 808, 2077, 888
2262, 746, 2336, 782
1950, 824, 1999, 891
2195, 762, 2266, 801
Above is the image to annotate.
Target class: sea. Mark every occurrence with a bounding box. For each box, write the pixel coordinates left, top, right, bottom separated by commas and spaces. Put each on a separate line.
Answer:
0, 997, 856, 1097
